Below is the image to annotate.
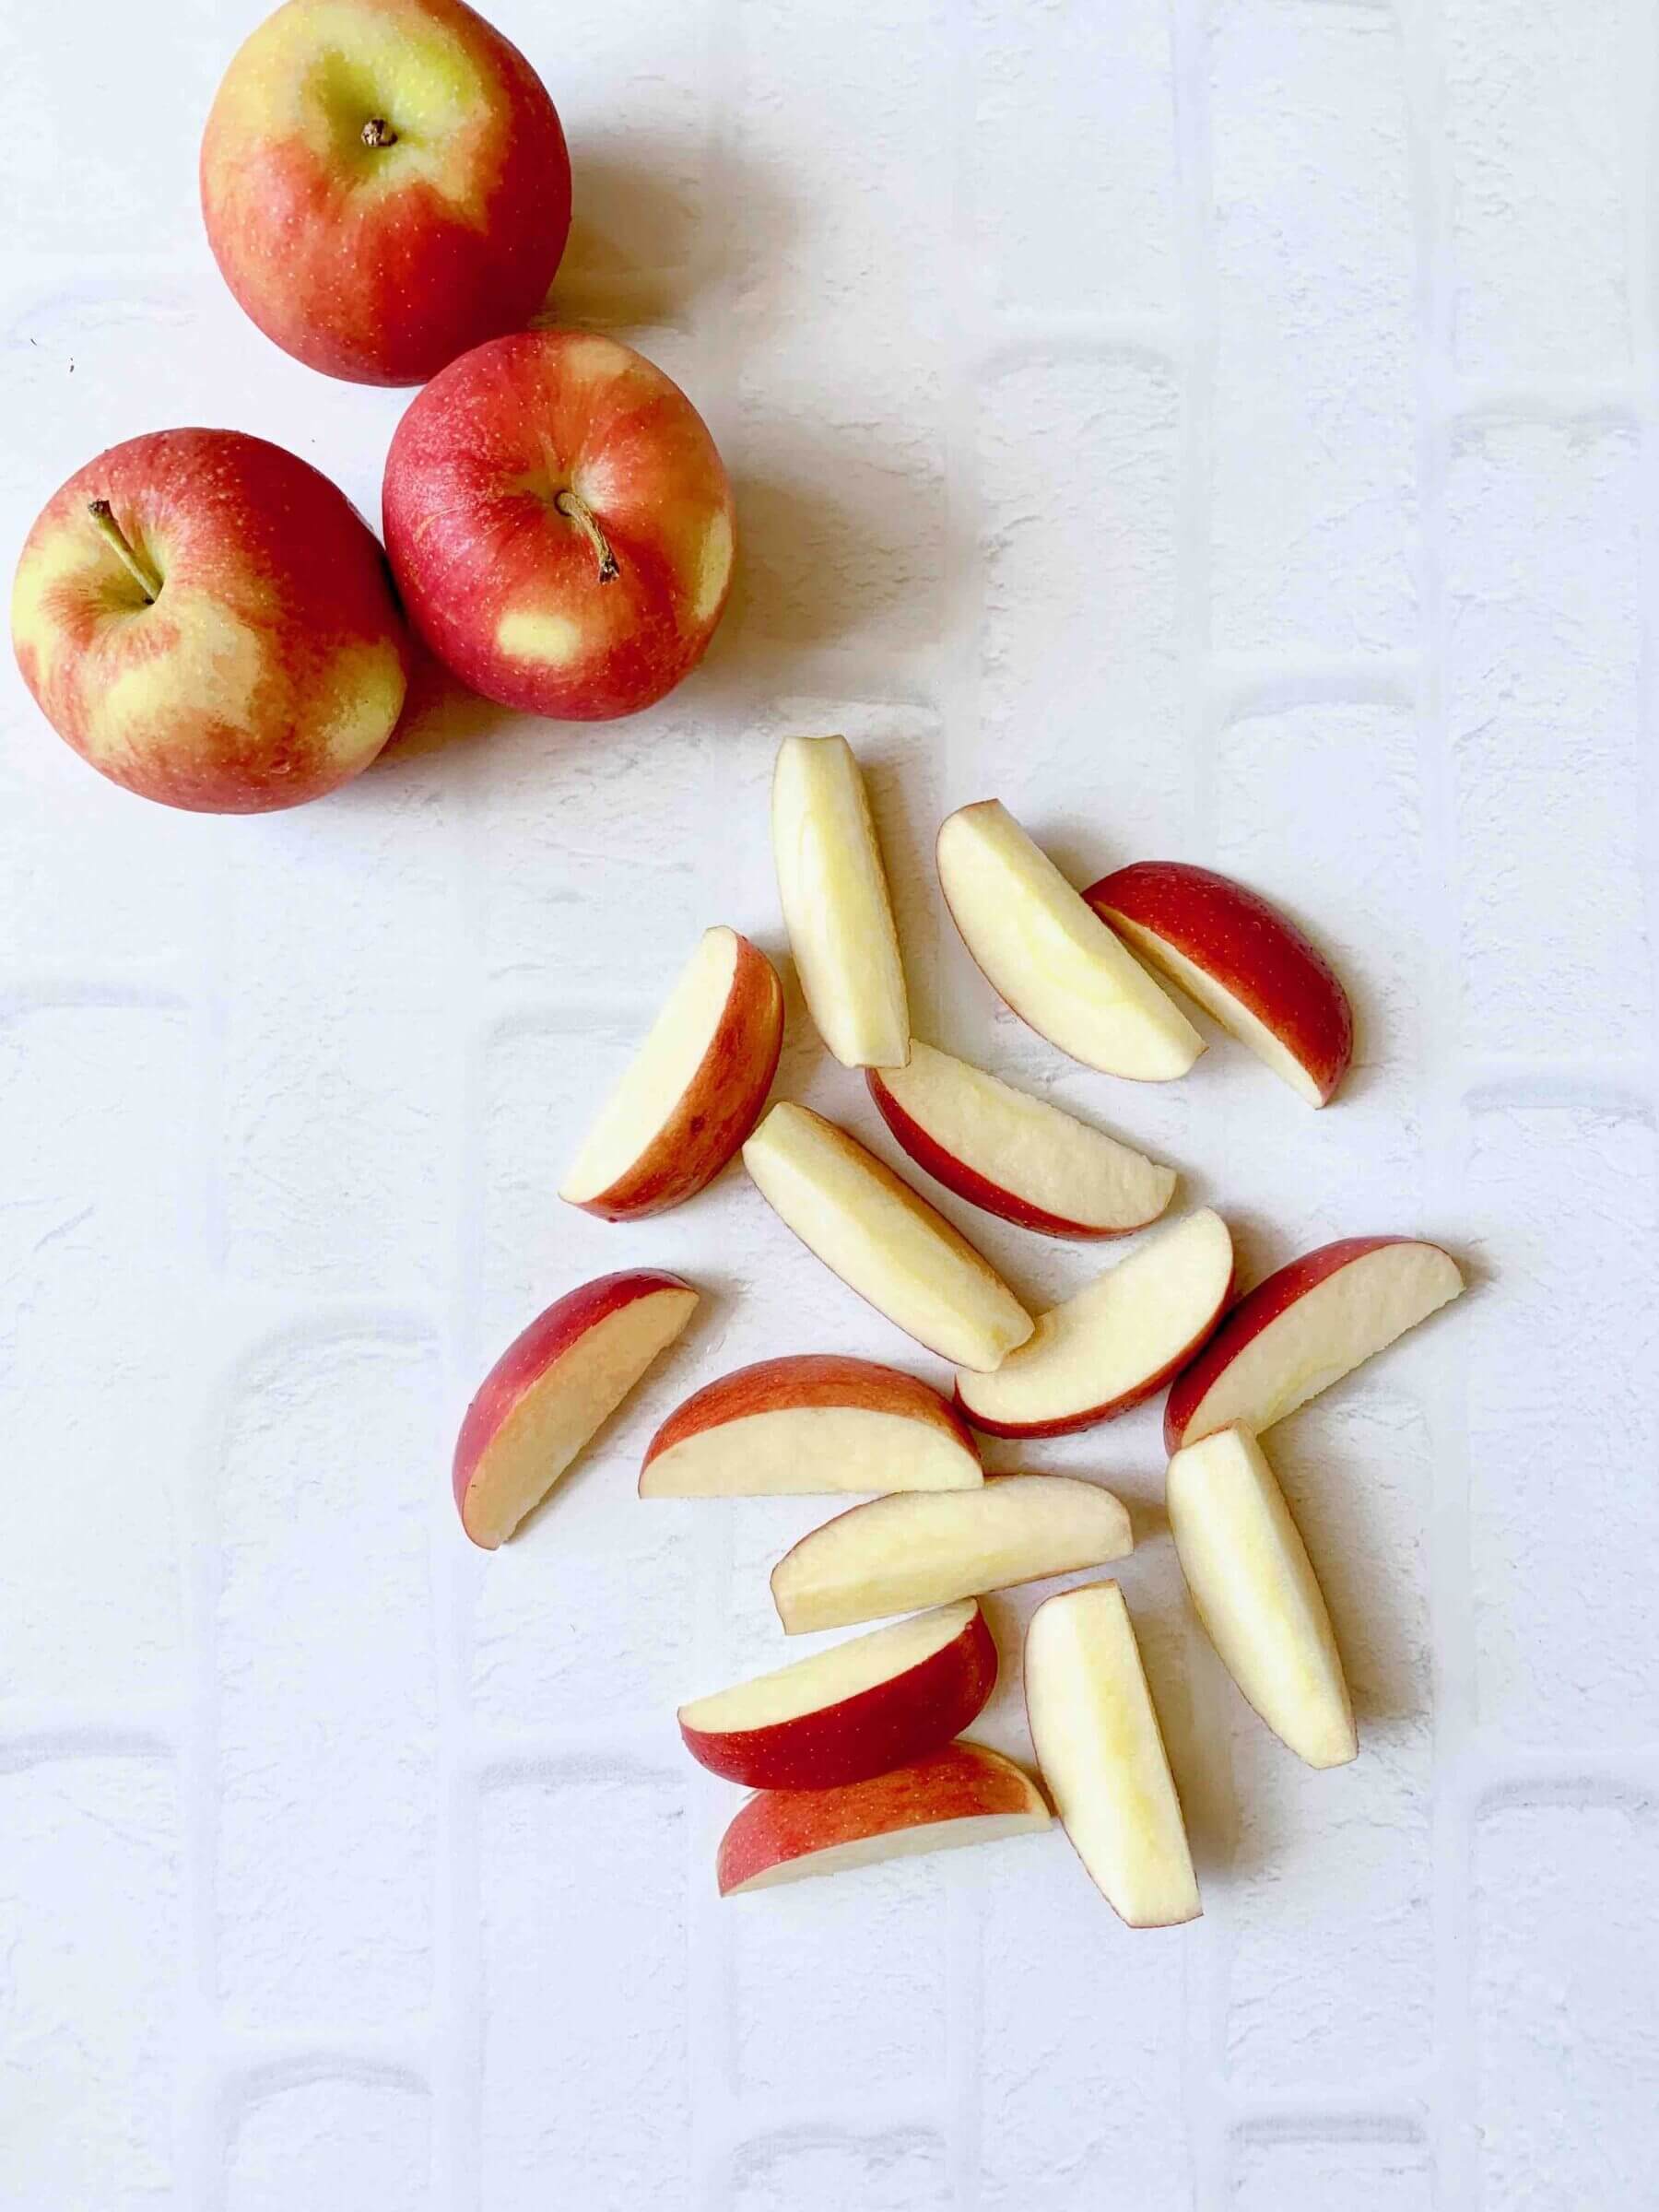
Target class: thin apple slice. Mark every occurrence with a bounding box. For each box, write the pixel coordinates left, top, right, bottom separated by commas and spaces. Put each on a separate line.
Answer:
1024, 1581, 1200, 1927
743, 1102, 1033, 1371
678, 1600, 996, 1790
717, 1742, 1051, 1894
936, 801, 1203, 1080
1164, 1235, 1464, 1453
771, 1476, 1132, 1632
559, 926, 783, 1220
772, 734, 910, 1069
866, 1040, 1175, 1238
955, 1208, 1233, 1439
1086, 861, 1353, 1107
454, 1271, 699, 1549
1168, 1424, 1356, 1769
641, 1353, 982, 1496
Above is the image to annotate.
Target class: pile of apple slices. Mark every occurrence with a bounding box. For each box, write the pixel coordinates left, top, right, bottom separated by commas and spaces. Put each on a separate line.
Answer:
451, 733, 1465, 1920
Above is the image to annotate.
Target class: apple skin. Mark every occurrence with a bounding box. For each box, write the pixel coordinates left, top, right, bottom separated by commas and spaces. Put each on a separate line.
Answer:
382, 329, 735, 721
201, 0, 571, 386
10, 429, 408, 813
1084, 861, 1353, 1107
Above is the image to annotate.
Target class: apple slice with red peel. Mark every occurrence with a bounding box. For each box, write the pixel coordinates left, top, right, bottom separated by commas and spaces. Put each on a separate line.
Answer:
559, 926, 783, 1220
865, 1040, 1176, 1239
454, 1271, 699, 1548
1025, 1581, 1201, 1928
1168, 1424, 1356, 1769
772, 734, 910, 1069
678, 1600, 996, 1790
641, 1354, 982, 1497
955, 1208, 1233, 1439
743, 1102, 1033, 1371
771, 1474, 1132, 1632
1164, 1235, 1464, 1453
717, 1742, 1051, 1894
936, 801, 1204, 1080
1085, 862, 1354, 1107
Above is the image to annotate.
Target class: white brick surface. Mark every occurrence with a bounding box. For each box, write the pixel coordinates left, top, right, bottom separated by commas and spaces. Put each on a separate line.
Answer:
223, 2075, 432, 2212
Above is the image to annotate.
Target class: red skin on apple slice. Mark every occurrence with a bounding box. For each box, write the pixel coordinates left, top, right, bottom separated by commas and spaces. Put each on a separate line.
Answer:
1085, 862, 1353, 1107
716, 1742, 1051, 1895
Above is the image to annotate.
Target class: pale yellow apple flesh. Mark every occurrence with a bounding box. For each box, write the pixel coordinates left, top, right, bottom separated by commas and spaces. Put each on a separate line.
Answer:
1167, 1425, 1356, 1769
641, 1405, 981, 1496
681, 1601, 980, 1733
1024, 1582, 1201, 1928
936, 802, 1204, 1079
742, 1103, 1033, 1371
772, 734, 910, 1068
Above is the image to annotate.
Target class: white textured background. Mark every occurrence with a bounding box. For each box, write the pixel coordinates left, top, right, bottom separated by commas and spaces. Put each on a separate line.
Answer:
2, 1, 1656, 2206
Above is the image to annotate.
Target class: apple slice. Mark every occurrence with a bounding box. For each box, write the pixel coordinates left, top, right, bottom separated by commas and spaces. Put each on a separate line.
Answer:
1164, 1235, 1464, 1453
717, 1742, 1051, 1894
1168, 1425, 1356, 1769
640, 1354, 982, 1497
1086, 861, 1353, 1107
1024, 1582, 1200, 1927
454, 1271, 698, 1548
865, 1040, 1175, 1238
771, 1475, 1132, 1633
936, 801, 1204, 1080
772, 734, 910, 1069
955, 1208, 1233, 1439
559, 926, 783, 1220
678, 1599, 996, 1790
742, 1103, 1033, 1371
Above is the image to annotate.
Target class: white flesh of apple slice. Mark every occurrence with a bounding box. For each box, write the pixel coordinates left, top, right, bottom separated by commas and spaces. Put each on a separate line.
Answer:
641, 1405, 981, 1496
726, 1807, 1049, 1889
1106, 913, 1324, 1106
773, 734, 910, 1068
1025, 1582, 1201, 1927
1167, 1425, 1356, 1768
772, 1476, 1133, 1631
680, 1600, 981, 1735
937, 802, 1204, 1079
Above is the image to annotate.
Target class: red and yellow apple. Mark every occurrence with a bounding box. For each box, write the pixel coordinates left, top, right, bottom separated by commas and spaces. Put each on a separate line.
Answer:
201, 0, 571, 386
382, 329, 735, 720
10, 429, 408, 813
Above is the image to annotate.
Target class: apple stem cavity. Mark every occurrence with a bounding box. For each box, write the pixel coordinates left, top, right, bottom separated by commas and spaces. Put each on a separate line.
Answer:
360, 116, 397, 148
555, 488, 620, 583
86, 500, 161, 604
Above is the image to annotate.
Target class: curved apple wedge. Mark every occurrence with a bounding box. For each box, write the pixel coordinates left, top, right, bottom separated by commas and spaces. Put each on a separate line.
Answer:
677, 1600, 996, 1791
454, 1271, 699, 1549
1164, 1235, 1464, 1453
717, 1742, 1051, 1895
866, 1041, 1176, 1238
1025, 1582, 1201, 1928
936, 801, 1204, 1080
559, 926, 782, 1220
771, 1476, 1132, 1633
1086, 861, 1354, 1108
956, 1208, 1233, 1439
641, 1354, 982, 1497
1168, 1425, 1356, 1769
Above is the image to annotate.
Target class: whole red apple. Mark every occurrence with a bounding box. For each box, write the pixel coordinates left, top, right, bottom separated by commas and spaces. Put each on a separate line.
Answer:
200, 0, 571, 387
382, 329, 735, 721
10, 429, 410, 814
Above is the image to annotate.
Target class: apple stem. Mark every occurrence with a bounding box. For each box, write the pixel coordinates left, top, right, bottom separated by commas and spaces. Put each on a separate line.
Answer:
555, 489, 620, 583
361, 117, 397, 148
86, 500, 161, 604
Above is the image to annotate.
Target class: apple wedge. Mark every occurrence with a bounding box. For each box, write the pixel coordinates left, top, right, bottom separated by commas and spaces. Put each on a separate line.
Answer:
1164, 1235, 1464, 1453
1086, 861, 1353, 1107
936, 801, 1203, 1080
454, 1271, 699, 1548
640, 1353, 982, 1496
955, 1208, 1233, 1439
559, 926, 783, 1220
678, 1600, 996, 1790
1025, 1582, 1200, 1927
771, 1475, 1132, 1632
772, 734, 910, 1069
717, 1742, 1051, 1894
1167, 1425, 1356, 1769
742, 1103, 1033, 1371
865, 1040, 1175, 1239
